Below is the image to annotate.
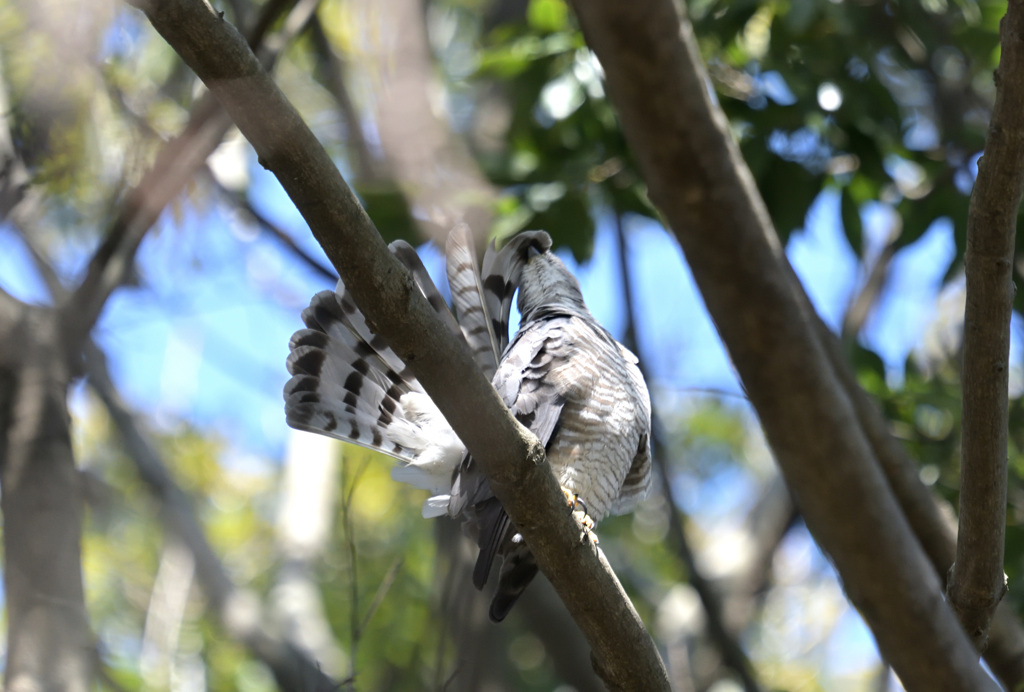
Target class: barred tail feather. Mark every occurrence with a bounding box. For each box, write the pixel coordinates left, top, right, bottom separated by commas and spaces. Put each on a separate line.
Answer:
480, 230, 552, 356
446, 225, 501, 378
390, 240, 464, 338
284, 250, 466, 502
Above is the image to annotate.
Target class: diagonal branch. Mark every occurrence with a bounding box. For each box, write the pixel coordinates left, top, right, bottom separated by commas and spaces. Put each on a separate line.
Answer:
130, 1, 670, 689
947, 1, 1024, 647
809, 273, 1024, 687
66, 0, 314, 345
66, 91, 230, 342
204, 168, 338, 282
566, 0, 996, 689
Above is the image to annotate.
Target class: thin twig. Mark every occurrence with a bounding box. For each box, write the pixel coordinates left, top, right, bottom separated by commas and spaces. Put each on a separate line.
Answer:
204, 167, 338, 281
947, 1, 1024, 647
842, 238, 896, 339
360, 557, 404, 633
614, 210, 764, 692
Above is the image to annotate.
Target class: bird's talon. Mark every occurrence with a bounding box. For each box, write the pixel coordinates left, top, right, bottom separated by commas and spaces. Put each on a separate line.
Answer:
561, 486, 597, 545
561, 488, 588, 516
579, 520, 599, 546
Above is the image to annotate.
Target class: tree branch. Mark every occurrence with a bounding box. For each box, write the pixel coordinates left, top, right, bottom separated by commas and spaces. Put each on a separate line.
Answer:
947, 0, 1024, 647
0, 305, 92, 692
130, 1, 670, 688
67, 0, 311, 344
810, 284, 1024, 688
204, 167, 338, 282
567, 0, 996, 689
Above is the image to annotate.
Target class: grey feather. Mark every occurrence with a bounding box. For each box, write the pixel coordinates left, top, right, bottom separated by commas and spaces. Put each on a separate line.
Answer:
390, 240, 463, 338
446, 225, 501, 377
480, 230, 552, 356
283, 243, 467, 499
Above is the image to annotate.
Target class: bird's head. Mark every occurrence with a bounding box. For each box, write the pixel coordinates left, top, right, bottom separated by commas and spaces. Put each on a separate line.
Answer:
517, 241, 588, 319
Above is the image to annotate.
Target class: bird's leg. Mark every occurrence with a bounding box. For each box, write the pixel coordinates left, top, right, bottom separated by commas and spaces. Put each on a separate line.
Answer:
561, 487, 598, 545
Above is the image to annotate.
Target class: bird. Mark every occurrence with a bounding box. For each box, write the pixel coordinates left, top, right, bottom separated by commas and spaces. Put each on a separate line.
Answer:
284, 229, 652, 621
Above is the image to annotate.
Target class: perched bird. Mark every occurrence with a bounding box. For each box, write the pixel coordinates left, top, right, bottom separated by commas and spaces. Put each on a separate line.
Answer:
284, 229, 652, 621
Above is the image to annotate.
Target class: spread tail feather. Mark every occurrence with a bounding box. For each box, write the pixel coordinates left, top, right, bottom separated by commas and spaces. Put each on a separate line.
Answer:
283, 243, 466, 499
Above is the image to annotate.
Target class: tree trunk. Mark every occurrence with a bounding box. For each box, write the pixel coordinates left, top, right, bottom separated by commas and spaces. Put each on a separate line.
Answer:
0, 306, 91, 691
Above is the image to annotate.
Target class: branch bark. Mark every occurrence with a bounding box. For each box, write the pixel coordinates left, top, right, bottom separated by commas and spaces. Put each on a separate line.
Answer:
567, 0, 996, 689
947, 0, 1024, 647
0, 307, 92, 692
131, 1, 670, 688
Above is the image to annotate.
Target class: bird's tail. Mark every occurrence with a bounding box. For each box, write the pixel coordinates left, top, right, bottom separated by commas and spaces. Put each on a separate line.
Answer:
284, 241, 467, 514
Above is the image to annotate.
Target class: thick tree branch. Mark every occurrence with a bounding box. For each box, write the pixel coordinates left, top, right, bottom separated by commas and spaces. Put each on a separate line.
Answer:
567, 1, 996, 689
131, 1, 669, 688
0, 306, 91, 692
947, 1, 1024, 647
814, 302, 1024, 689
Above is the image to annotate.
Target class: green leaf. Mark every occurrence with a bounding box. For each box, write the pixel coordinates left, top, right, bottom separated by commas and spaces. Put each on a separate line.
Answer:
527, 0, 569, 33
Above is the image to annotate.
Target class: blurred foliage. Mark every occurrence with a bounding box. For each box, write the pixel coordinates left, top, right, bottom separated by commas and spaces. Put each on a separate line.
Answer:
1, 0, 1021, 688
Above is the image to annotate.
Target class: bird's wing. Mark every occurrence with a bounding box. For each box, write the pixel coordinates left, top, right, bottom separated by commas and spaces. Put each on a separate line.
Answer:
453, 314, 578, 620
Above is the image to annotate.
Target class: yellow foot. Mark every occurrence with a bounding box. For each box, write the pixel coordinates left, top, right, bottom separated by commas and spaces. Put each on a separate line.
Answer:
561, 487, 598, 546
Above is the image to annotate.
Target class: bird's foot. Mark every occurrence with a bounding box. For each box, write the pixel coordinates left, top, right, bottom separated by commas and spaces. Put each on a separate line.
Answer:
561, 487, 598, 546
